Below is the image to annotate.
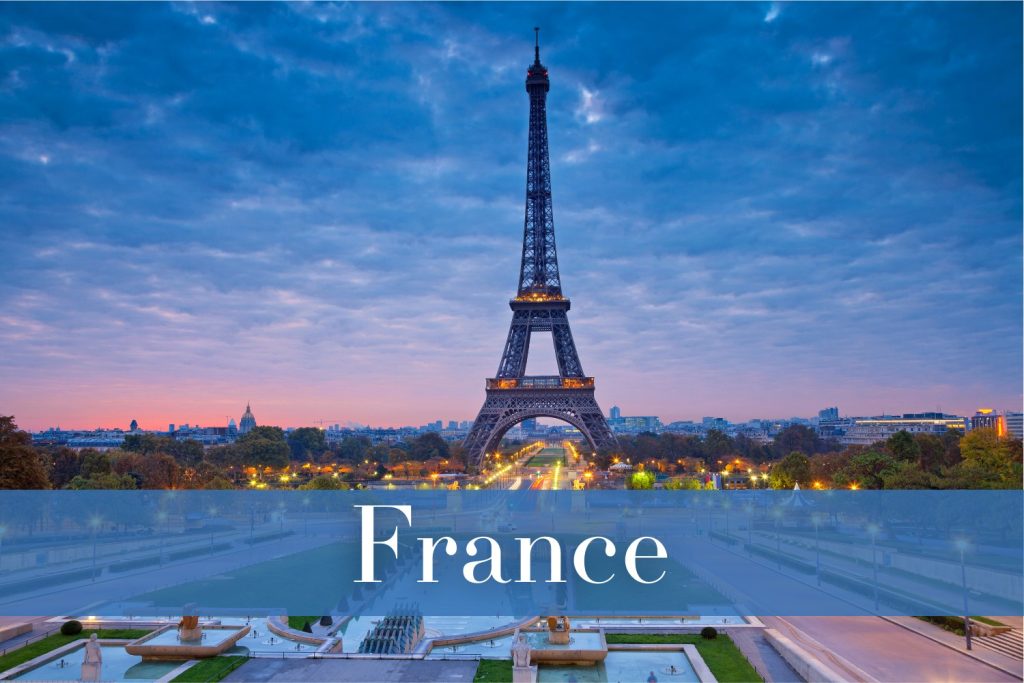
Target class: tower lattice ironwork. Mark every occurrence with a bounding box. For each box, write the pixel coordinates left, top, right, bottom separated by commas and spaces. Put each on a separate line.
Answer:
464, 29, 616, 466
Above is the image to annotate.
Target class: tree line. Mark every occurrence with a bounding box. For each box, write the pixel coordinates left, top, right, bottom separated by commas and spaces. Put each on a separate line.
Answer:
0, 416, 465, 490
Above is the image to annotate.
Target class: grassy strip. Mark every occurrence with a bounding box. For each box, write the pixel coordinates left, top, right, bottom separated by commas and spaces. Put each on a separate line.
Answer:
0, 629, 151, 673
972, 616, 1007, 627
0, 568, 94, 598
286, 616, 317, 631
244, 531, 294, 545
473, 659, 512, 682
605, 633, 763, 683
171, 655, 248, 683
916, 615, 966, 636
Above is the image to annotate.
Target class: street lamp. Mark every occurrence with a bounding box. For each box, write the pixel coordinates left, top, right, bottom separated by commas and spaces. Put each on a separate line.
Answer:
88, 515, 102, 582
867, 523, 880, 611
811, 512, 823, 586
955, 538, 973, 651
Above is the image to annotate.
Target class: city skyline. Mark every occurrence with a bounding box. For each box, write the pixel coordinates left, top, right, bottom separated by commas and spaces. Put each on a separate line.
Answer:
2, 3, 1022, 432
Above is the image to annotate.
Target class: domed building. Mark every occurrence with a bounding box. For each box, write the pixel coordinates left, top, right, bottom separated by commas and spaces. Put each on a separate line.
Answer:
239, 403, 256, 435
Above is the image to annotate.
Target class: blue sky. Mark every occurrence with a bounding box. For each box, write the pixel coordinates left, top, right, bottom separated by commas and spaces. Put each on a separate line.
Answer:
0, 2, 1021, 430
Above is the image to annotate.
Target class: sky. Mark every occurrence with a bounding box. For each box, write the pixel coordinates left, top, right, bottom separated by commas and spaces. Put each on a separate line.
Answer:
1, 2, 1021, 431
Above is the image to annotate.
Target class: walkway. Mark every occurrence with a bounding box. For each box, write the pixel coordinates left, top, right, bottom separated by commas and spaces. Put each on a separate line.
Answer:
763, 616, 1021, 682
727, 627, 801, 682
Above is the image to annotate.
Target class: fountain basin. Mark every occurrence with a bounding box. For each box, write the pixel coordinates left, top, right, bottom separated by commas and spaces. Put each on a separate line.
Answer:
523, 630, 607, 666
125, 624, 250, 660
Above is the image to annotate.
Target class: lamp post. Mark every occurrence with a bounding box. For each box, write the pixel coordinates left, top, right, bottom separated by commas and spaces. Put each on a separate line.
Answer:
208, 506, 217, 552
745, 504, 753, 550
812, 513, 822, 587
88, 515, 102, 582
867, 523, 880, 612
956, 539, 972, 651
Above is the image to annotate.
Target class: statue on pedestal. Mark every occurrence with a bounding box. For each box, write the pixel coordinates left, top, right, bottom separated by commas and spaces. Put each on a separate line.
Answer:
545, 615, 571, 644
510, 630, 531, 668
179, 603, 202, 641
80, 633, 102, 682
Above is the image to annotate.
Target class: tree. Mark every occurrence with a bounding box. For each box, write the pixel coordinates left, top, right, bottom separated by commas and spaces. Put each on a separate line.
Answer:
288, 428, 326, 462
337, 436, 371, 463
79, 450, 112, 478
833, 451, 897, 490
235, 436, 289, 469
300, 475, 348, 490
772, 425, 823, 457
809, 451, 848, 487
47, 447, 83, 488
879, 460, 933, 489
243, 426, 287, 443
0, 416, 50, 489
885, 430, 921, 462
66, 472, 137, 490
768, 452, 811, 489
941, 428, 1022, 489
703, 430, 734, 461
626, 470, 655, 490
123, 434, 203, 466
914, 433, 953, 473
663, 477, 702, 490
409, 433, 450, 462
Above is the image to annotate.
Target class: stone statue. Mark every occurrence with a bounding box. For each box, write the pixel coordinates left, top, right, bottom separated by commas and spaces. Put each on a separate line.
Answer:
80, 633, 102, 682
510, 630, 531, 668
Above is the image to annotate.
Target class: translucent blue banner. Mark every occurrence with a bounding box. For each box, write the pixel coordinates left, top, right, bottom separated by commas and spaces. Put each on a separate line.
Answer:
0, 490, 1019, 618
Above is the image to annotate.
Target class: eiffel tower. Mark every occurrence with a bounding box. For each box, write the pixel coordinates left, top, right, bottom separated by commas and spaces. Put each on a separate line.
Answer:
464, 29, 616, 466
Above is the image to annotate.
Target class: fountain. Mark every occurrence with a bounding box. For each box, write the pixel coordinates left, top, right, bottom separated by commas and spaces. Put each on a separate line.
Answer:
512, 616, 608, 669
125, 611, 250, 661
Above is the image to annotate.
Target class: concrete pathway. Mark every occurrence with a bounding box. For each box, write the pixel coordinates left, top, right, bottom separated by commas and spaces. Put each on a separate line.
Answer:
882, 616, 1023, 674
764, 616, 1021, 683
728, 627, 802, 682
223, 658, 479, 682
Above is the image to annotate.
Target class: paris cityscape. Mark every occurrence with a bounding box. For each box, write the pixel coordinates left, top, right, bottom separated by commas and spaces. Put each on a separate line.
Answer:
0, 3, 1021, 683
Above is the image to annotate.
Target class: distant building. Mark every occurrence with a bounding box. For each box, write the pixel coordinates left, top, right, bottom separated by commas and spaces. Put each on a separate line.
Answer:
609, 406, 621, 420
702, 417, 728, 431
970, 408, 1006, 436
228, 418, 238, 436
239, 403, 257, 435
1006, 412, 1023, 439
608, 415, 662, 434
840, 413, 965, 446
521, 418, 538, 432
664, 421, 699, 434
817, 407, 839, 422
129, 419, 138, 432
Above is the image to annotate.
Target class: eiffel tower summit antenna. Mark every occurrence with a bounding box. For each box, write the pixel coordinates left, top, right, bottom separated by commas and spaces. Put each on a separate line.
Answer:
463, 30, 616, 466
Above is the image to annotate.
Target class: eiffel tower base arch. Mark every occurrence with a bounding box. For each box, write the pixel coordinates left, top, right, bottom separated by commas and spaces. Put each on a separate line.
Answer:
464, 386, 616, 465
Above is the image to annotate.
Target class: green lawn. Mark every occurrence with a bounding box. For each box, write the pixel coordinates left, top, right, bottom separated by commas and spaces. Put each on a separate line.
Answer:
286, 615, 317, 631
605, 633, 763, 683
132, 542, 357, 609
526, 454, 565, 467
0, 629, 152, 674
171, 655, 248, 682
474, 659, 512, 682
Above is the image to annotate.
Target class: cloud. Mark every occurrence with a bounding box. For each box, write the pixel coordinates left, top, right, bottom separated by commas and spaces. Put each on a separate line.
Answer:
0, 2, 1019, 429
575, 86, 604, 124
764, 3, 781, 24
